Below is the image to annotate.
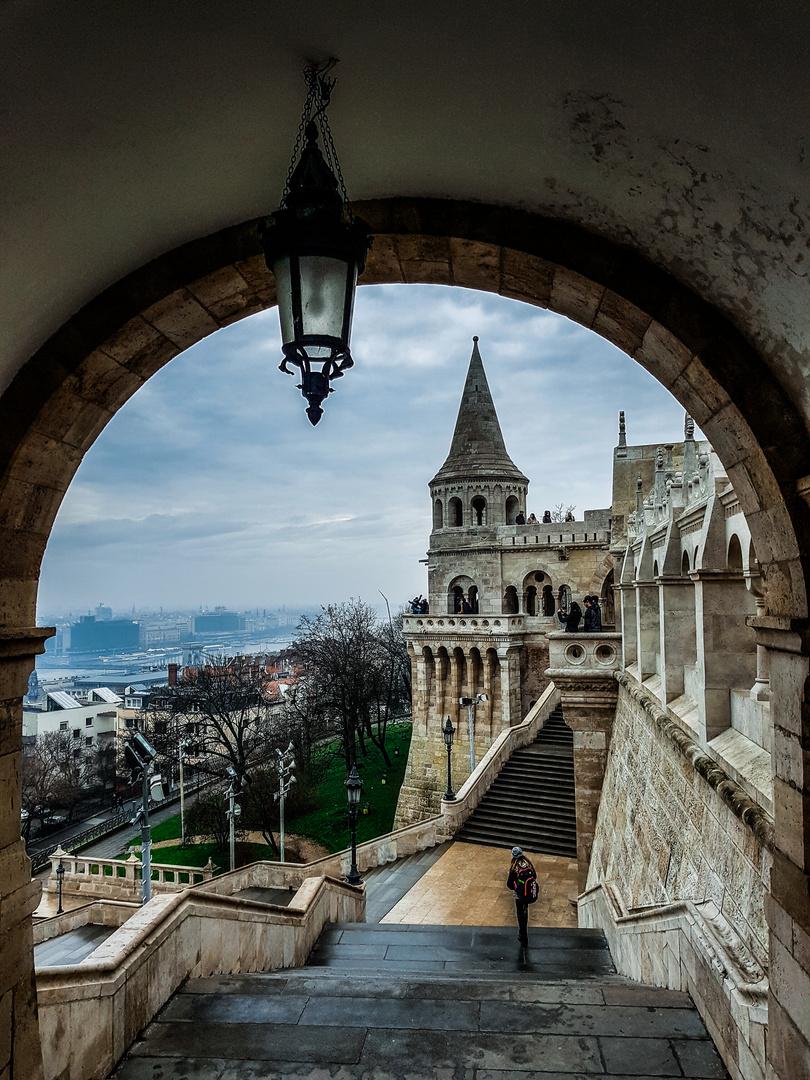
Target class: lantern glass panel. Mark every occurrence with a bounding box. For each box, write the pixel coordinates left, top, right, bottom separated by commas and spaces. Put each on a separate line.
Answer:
274, 256, 294, 343
299, 255, 355, 341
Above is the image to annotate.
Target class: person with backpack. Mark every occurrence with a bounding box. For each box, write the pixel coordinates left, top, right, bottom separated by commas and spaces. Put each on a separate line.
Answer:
507, 845, 538, 945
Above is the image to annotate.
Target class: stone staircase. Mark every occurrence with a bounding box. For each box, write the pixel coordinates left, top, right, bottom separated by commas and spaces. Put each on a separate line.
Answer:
456, 704, 577, 856
113, 922, 729, 1078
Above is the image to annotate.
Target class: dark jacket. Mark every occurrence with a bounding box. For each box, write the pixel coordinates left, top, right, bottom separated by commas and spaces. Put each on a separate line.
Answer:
558, 603, 581, 632
584, 603, 602, 632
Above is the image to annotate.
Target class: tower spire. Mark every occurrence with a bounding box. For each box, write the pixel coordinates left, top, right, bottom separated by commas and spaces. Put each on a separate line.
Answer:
431, 337, 528, 484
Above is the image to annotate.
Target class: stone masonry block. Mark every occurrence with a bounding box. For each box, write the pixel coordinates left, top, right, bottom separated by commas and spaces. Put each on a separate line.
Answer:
141, 288, 220, 349
27, 379, 111, 453
394, 235, 452, 284
592, 289, 653, 356
670, 358, 732, 427
66, 348, 144, 412
499, 248, 555, 306
362, 235, 406, 285
701, 402, 759, 471
6, 432, 82, 494
634, 320, 693, 389
0, 478, 64, 535
449, 238, 500, 291
549, 268, 603, 327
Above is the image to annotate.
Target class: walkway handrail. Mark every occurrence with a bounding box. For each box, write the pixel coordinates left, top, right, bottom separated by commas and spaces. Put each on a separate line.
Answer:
440, 682, 561, 833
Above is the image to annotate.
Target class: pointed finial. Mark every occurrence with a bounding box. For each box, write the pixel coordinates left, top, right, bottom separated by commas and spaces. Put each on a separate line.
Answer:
473, 335, 479, 342
618, 410, 627, 447
656, 446, 664, 469
636, 473, 643, 491
684, 412, 695, 440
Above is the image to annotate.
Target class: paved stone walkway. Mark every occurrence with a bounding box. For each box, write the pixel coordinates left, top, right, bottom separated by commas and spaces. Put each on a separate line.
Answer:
382, 842, 578, 927
113, 924, 729, 1078
34, 924, 118, 967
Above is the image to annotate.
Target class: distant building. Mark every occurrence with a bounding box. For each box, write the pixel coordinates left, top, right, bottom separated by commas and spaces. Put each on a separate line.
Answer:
94, 604, 113, 621
68, 615, 140, 654
191, 612, 245, 635
23, 688, 122, 748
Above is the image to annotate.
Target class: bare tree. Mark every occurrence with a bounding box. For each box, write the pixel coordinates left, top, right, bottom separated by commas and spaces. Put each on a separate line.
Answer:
291, 599, 412, 768
551, 503, 577, 522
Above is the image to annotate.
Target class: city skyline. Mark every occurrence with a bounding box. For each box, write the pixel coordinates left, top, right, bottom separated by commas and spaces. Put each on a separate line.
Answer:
38, 284, 699, 616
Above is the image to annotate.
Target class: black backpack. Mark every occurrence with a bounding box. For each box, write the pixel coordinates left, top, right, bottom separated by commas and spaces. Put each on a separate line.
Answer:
515, 863, 539, 904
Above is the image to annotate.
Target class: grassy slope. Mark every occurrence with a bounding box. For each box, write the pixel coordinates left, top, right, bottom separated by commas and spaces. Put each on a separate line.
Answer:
122, 721, 412, 868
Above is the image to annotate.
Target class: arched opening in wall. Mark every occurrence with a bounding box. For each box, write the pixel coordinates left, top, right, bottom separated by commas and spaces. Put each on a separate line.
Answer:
448, 497, 463, 527
542, 584, 556, 616
471, 496, 487, 526
468, 646, 482, 697
653, 560, 659, 577
601, 569, 615, 625
505, 496, 519, 525
449, 576, 476, 614
682, 550, 691, 575
523, 571, 548, 616
503, 585, 519, 614
728, 534, 744, 571
558, 584, 572, 612
525, 585, 538, 616
4, 207, 810, 1080
433, 500, 443, 530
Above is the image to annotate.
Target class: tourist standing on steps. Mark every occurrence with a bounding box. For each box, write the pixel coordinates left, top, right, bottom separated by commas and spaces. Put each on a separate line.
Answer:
558, 600, 581, 632
507, 846, 535, 945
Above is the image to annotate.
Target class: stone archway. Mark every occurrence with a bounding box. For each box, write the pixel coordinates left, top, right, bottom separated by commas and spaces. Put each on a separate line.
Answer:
2, 197, 809, 1080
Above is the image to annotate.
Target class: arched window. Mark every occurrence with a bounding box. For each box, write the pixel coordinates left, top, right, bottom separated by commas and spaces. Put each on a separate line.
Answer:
471, 495, 487, 525
505, 495, 519, 524
727, 534, 743, 571
681, 550, 690, 575
558, 584, 572, 612
468, 585, 479, 613
449, 576, 477, 614
503, 586, 519, 614
525, 585, 538, 616
433, 499, 443, 530
542, 584, 556, 616
601, 568, 615, 624
450, 585, 465, 614
448, 497, 463, 527
653, 559, 659, 577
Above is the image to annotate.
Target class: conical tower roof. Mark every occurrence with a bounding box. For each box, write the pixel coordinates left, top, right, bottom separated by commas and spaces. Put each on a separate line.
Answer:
431, 338, 528, 485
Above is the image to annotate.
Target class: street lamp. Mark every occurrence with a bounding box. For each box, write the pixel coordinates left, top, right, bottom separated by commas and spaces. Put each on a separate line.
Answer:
124, 730, 158, 905
344, 765, 363, 886
55, 859, 65, 915
459, 694, 488, 775
259, 60, 373, 426
442, 716, 456, 802
225, 767, 242, 873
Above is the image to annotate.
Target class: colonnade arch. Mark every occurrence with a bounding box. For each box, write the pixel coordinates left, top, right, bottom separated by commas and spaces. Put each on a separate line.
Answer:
2, 197, 810, 1079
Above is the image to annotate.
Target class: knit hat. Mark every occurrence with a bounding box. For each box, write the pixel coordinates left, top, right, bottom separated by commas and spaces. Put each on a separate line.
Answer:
511, 846, 523, 857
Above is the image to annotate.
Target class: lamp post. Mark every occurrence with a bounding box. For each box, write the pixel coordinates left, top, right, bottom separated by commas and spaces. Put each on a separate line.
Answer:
123, 731, 158, 905
259, 61, 373, 425
345, 764, 363, 886
226, 767, 241, 873
178, 739, 189, 848
459, 694, 488, 774
274, 743, 296, 863
442, 716, 456, 802
55, 859, 65, 915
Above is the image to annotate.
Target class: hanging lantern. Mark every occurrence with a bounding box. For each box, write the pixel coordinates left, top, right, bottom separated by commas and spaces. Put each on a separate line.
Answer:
259, 61, 373, 425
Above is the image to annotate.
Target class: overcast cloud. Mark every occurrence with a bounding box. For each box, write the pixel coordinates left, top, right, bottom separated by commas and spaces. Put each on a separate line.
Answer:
38, 285, 696, 617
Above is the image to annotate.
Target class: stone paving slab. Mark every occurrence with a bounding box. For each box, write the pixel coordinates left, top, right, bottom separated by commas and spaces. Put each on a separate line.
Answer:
478, 1001, 708, 1038
33, 923, 117, 967
129, 1021, 366, 1064
163, 992, 309, 1025
299, 995, 480, 1031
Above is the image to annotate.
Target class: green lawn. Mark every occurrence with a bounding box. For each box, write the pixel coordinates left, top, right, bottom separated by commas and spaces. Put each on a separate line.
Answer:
122, 721, 412, 868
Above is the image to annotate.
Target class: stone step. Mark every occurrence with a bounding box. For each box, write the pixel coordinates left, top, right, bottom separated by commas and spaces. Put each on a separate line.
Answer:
112, 924, 729, 1079
457, 830, 577, 857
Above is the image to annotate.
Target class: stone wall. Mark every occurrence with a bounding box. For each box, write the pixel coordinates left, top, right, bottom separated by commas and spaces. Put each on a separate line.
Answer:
582, 674, 772, 1080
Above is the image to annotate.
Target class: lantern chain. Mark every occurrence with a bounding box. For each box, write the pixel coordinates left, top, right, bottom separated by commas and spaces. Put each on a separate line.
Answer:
281, 60, 352, 219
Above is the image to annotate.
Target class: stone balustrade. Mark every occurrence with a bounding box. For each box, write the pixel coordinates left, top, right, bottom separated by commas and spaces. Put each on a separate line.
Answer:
32, 899, 139, 947
402, 613, 526, 633
36, 874, 364, 1080
546, 631, 623, 679
43, 847, 215, 904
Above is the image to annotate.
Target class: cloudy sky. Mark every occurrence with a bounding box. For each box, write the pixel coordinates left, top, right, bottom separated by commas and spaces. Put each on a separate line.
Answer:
38, 284, 694, 618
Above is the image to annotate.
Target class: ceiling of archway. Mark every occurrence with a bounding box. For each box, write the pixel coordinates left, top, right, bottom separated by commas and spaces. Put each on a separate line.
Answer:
2, 2, 808, 407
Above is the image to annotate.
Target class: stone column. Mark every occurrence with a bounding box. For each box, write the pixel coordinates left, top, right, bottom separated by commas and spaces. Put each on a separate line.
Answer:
616, 583, 637, 667
0, 627, 53, 1080
634, 582, 660, 680
748, 617, 810, 1080
657, 579, 696, 705
496, 645, 523, 730
694, 571, 757, 741
547, 633, 621, 893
